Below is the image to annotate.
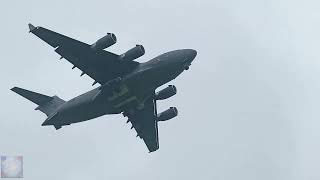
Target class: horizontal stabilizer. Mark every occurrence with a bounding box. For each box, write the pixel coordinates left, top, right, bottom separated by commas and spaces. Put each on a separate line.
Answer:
11, 87, 52, 105
11, 87, 65, 116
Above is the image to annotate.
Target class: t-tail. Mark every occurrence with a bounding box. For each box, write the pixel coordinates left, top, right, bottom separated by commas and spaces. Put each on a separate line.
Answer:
11, 87, 65, 118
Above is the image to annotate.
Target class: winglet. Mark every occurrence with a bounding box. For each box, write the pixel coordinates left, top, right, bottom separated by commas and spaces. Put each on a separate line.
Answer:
28, 23, 36, 33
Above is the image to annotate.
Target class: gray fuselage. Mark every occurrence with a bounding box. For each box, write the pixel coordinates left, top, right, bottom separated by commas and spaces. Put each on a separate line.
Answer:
43, 49, 197, 127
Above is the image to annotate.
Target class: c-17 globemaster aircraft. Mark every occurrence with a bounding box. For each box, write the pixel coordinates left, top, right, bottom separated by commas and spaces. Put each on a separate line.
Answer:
11, 24, 197, 152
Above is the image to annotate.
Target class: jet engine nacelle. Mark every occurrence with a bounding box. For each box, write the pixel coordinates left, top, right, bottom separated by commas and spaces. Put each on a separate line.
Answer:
157, 107, 178, 121
155, 85, 177, 100
119, 45, 145, 61
91, 33, 117, 51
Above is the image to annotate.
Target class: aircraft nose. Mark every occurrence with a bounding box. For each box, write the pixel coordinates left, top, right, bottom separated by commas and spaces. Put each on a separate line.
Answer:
189, 49, 197, 60
183, 49, 197, 63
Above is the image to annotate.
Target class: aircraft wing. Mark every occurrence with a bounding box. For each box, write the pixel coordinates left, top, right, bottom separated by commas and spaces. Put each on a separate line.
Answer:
28, 23, 139, 85
126, 97, 159, 152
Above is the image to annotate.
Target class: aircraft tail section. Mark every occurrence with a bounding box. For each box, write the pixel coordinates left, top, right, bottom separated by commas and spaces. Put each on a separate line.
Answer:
11, 87, 65, 116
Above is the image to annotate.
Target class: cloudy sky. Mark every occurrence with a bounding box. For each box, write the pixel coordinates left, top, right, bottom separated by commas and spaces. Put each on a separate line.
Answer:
1, 0, 320, 179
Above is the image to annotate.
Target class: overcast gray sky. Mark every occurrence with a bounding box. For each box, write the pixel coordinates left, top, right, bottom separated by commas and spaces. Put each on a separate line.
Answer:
1, 0, 320, 179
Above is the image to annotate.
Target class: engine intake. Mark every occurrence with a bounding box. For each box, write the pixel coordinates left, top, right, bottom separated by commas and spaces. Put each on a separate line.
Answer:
157, 107, 178, 121
91, 33, 117, 51
119, 45, 145, 61
155, 85, 177, 100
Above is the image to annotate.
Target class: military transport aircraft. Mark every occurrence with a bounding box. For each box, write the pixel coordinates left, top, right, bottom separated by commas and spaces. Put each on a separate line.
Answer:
11, 24, 197, 152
